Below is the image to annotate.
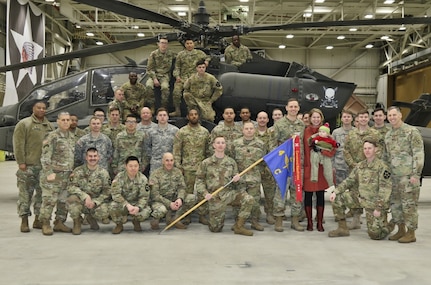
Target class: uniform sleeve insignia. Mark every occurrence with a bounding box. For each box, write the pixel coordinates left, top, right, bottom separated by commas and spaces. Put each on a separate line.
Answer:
383, 170, 391, 179
145, 184, 150, 192
215, 81, 221, 87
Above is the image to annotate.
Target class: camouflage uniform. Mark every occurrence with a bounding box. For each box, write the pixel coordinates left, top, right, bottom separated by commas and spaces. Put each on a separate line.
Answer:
102, 124, 126, 148
108, 99, 126, 122
343, 127, 383, 215
109, 171, 152, 224
195, 155, 254, 232
67, 164, 111, 221
209, 123, 242, 158
149, 166, 195, 220
70, 128, 86, 144
332, 158, 392, 240
13, 114, 54, 218
121, 81, 150, 116
145, 124, 179, 173
146, 49, 176, 108
385, 123, 424, 230
173, 49, 209, 109
136, 122, 157, 135
75, 133, 113, 170
373, 124, 391, 161
112, 130, 147, 175
232, 137, 266, 220
331, 126, 354, 185
39, 129, 75, 223
183, 72, 223, 122
173, 124, 210, 192
224, 43, 253, 67
271, 116, 305, 217
256, 128, 276, 217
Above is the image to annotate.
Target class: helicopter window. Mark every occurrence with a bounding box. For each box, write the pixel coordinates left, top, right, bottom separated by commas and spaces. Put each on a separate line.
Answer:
90, 67, 147, 106
19, 73, 87, 120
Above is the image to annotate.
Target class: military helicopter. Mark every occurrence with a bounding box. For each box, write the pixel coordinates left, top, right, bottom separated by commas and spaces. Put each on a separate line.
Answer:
1, 0, 431, 172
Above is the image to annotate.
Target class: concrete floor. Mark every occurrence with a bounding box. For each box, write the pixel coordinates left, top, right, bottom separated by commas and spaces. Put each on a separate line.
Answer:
0, 160, 430, 285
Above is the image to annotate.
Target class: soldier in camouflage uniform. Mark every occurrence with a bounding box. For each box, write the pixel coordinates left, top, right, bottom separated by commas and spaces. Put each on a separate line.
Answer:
67, 147, 111, 235
108, 88, 126, 122
171, 38, 210, 117
101, 107, 126, 148
183, 59, 223, 122
224, 35, 253, 67
39, 112, 75, 236
196, 136, 255, 236
110, 156, 152, 234
328, 139, 393, 240
343, 109, 384, 230
209, 107, 242, 158
75, 116, 113, 171
271, 98, 305, 232
122, 72, 151, 117
69, 114, 86, 144
331, 110, 354, 185
235, 107, 258, 128
385, 106, 424, 243
148, 153, 194, 230
232, 122, 266, 231
372, 107, 390, 158
13, 101, 54, 232
112, 114, 147, 175
145, 108, 179, 174
255, 111, 276, 225
146, 36, 176, 109
136, 107, 157, 135
173, 108, 210, 224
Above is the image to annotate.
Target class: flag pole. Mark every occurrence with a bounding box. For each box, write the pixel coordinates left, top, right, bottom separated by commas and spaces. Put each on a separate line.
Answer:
159, 158, 263, 234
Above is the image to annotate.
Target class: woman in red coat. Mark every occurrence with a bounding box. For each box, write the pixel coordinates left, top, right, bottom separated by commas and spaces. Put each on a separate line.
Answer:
303, 108, 336, 232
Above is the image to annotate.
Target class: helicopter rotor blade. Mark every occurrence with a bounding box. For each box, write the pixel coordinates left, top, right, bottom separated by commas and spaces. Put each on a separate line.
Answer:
243, 17, 431, 33
74, 0, 203, 34
0, 34, 178, 73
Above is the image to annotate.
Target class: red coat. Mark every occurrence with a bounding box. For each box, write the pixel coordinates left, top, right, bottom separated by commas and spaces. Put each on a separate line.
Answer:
302, 126, 336, 192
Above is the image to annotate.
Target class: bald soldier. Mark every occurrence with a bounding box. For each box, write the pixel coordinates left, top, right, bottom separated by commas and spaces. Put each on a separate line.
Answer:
183, 59, 223, 122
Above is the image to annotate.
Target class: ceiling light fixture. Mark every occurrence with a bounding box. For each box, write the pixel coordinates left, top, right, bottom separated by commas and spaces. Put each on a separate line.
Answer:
337, 35, 345, 40
96, 41, 103, 46
132, 25, 139, 29
178, 11, 186, 16
384, 0, 395, 4
86, 32, 95, 37
399, 25, 406, 31
278, 44, 286, 49
315, 0, 325, 3
286, 34, 294, 39
364, 14, 373, 19
349, 28, 358, 32
365, 44, 373, 48
326, 46, 333, 50
303, 12, 312, 18
137, 33, 145, 37
239, 0, 249, 2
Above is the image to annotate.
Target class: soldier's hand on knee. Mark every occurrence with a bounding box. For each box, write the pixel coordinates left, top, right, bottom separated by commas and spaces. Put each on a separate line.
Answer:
373, 209, 381, 217
47, 173, 56, 182
329, 192, 336, 202
232, 174, 240, 182
205, 193, 212, 201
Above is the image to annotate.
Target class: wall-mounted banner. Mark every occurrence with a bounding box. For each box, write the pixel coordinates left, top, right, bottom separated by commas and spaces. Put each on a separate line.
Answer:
5, 0, 45, 106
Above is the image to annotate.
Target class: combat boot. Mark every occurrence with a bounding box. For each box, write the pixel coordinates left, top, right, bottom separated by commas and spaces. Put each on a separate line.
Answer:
251, 218, 264, 231
398, 228, 416, 243
291, 216, 305, 231
41, 220, 53, 236
266, 214, 275, 225
20, 216, 30, 233
72, 218, 81, 235
169, 106, 181, 117
86, 215, 99, 230
328, 219, 350, 237
386, 220, 395, 234
348, 213, 361, 230
183, 216, 191, 225
199, 215, 209, 225
53, 219, 72, 233
233, 217, 253, 236
32, 215, 42, 229
174, 221, 187, 229
389, 223, 406, 241
150, 218, 160, 230
132, 219, 142, 232
274, 216, 284, 232
112, 223, 123, 234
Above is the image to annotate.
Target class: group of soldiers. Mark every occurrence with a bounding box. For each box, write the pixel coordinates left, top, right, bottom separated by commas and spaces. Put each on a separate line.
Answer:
111, 35, 251, 123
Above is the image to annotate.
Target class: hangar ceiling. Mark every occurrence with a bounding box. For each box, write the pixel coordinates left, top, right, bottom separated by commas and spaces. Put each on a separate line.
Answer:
15, 1, 431, 70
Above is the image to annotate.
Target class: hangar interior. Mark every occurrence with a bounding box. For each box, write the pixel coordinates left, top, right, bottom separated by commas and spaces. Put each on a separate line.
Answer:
1, 0, 431, 109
